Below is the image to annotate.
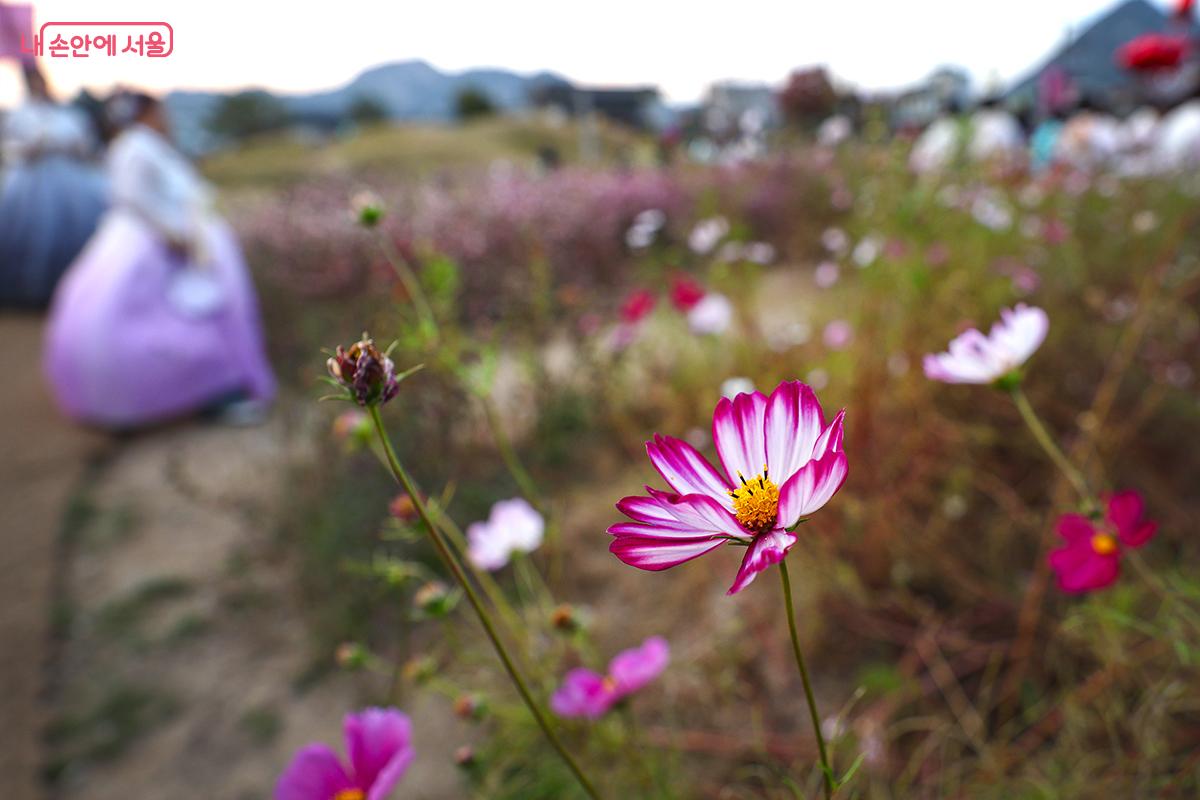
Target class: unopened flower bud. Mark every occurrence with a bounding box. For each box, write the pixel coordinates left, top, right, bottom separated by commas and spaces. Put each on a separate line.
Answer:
413, 581, 456, 617
550, 603, 580, 633
454, 745, 475, 768
326, 333, 401, 407
453, 693, 488, 721
352, 191, 384, 228
388, 493, 419, 522
401, 654, 438, 685
335, 642, 369, 670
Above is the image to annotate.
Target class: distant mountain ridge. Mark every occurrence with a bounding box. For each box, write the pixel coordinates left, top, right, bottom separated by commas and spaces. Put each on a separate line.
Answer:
164, 59, 572, 152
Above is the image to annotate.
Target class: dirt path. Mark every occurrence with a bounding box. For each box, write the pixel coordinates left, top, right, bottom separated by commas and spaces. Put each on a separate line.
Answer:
0, 315, 104, 800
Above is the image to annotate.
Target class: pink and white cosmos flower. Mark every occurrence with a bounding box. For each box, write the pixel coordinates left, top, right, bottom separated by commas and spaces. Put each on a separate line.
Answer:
274, 708, 413, 800
608, 381, 848, 595
551, 637, 670, 719
923, 304, 1049, 385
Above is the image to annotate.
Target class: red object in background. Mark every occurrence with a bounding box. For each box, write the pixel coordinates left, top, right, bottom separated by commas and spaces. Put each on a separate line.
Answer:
668, 274, 705, 312
0, 3, 33, 60
620, 289, 658, 324
1177, 0, 1195, 19
1118, 34, 1189, 72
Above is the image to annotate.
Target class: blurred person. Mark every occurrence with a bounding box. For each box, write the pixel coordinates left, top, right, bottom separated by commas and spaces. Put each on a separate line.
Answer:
909, 98, 964, 174
966, 95, 1025, 167
1029, 107, 1067, 173
0, 60, 107, 307
1115, 104, 1161, 177
1153, 82, 1200, 171
1054, 94, 1121, 172
43, 91, 275, 428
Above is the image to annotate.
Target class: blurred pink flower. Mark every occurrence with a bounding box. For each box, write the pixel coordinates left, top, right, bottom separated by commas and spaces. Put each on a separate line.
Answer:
925, 242, 950, 268
620, 289, 658, 324
823, 320, 854, 350
608, 381, 847, 594
467, 498, 545, 571
1042, 217, 1069, 246
1049, 491, 1158, 593
923, 304, 1048, 384
551, 637, 670, 719
669, 274, 706, 312
274, 708, 413, 800
814, 261, 840, 288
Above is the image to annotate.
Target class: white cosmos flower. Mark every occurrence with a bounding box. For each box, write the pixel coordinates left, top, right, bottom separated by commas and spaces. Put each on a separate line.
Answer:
467, 498, 545, 571
687, 293, 734, 335
923, 304, 1049, 384
720, 376, 755, 398
689, 216, 730, 254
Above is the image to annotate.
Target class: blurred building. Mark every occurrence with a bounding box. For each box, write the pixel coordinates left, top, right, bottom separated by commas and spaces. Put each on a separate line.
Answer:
890, 67, 971, 132
703, 82, 780, 139
1008, 0, 1200, 110
531, 84, 668, 131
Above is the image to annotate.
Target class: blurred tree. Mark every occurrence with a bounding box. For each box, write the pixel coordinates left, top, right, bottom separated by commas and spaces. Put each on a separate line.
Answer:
778, 68, 837, 130
455, 87, 496, 121
348, 95, 389, 125
207, 90, 291, 140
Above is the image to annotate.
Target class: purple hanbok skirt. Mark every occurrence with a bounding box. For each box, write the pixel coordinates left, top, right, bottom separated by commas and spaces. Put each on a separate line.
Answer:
43, 211, 276, 427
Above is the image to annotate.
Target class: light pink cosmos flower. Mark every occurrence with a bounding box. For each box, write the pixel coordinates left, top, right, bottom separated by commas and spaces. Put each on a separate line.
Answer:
608, 381, 848, 595
551, 637, 670, 719
923, 304, 1049, 385
467, 497, 545, 571
275, 708, 413, 800
1048, 491, 1157, 593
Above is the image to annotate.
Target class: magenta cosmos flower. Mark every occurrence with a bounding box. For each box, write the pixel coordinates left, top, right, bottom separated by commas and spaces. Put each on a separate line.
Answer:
608, 381, 848, 595
275, 708, 413, 800
1048, 491, 1158, 594
551, 637, 670, 719
923, 304, 1049, 385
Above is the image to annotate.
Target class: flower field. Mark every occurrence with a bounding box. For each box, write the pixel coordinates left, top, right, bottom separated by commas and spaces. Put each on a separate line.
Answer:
210, 131, 1200, 799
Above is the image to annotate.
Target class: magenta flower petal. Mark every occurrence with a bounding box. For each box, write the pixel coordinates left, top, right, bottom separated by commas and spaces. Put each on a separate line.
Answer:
613, 489, 749, 540
728, 529, 797, 595
764, 381, 826, 485
274, 744, 356, 800
1056, 513, 1095, 543
609, 534, 728, 570
776, 448, 849, 528
646, 434, 732, 503
608, 636, 670, 697
345, 708, 414, 800
1106, 491, 1157, 548
712, 390, 769, 483
551, 668, 613, 719
1048, 541, 1120, 593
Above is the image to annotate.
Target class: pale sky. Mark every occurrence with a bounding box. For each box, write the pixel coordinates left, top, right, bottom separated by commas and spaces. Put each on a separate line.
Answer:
0, 0, 1175, 108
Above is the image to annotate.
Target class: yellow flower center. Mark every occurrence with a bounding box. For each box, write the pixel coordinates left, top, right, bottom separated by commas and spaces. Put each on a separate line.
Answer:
602, 675, 618, 693
1090, 532, 1118, 556
333, 790, 365, 800
728, 466, 780, 533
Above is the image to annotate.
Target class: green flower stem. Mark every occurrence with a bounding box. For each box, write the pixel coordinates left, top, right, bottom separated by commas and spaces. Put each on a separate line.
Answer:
1009, 386, 1093, 504
377, 232, 439, 341
779, 560, 834, 799
480, 393, 543, 510
367, 406, 601, 800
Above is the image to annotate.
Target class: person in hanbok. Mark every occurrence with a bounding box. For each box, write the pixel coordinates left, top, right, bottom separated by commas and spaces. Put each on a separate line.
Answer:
43, 92, 275, 428
0, 60, 107, 307
909, 100, 964, 175
966, 96, 1025, 168
1153, 87, 1200, 173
